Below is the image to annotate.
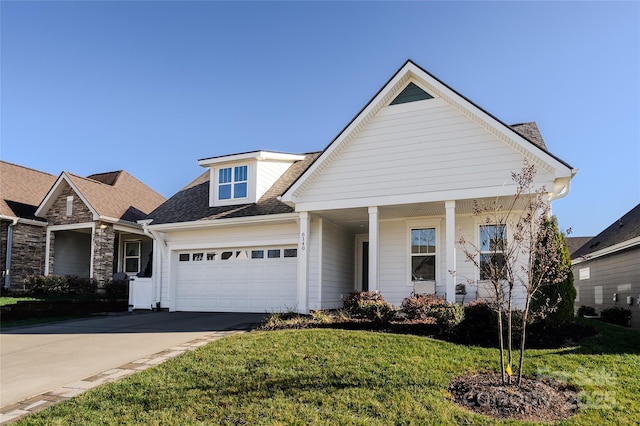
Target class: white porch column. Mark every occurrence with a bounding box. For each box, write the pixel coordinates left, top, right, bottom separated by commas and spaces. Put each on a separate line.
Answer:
368, 206, 379, 292
445, 200, 456, 303
297, 211, 310, 314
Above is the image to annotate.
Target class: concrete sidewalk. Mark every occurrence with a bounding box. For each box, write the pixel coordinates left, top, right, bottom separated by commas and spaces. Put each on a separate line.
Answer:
0, 311, 265, 424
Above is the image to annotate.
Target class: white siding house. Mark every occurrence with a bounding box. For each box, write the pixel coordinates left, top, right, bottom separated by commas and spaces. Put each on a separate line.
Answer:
144, 60, 576, 313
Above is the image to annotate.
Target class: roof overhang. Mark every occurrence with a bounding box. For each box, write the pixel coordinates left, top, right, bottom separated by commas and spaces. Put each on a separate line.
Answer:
198, 151, 305, 168
145, 212, 300, 232
572, 235, 640, 264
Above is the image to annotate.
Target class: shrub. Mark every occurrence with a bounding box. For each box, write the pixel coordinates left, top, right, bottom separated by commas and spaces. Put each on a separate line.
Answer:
600, 306, 632, 327
67, 275, 98, 296
577, 305, 597, 317
453, 301, 499, 345
433, 302, 464, 330
343, 291, 396, 323
401, 294, 447, 320
105, 279, 129, 297
26, 275, 69, 295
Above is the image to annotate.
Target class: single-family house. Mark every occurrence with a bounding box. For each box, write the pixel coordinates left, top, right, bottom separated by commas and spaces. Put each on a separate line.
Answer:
1, 160, 166, 291
144, 60, 576, 313
572, 203, 640, 328
1, 161, 57, 288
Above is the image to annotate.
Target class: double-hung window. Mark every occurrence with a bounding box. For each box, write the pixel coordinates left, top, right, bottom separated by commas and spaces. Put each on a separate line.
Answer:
410, 228, 436, 281
479, 224, 507, 280
218, 165, 248, 200
124, 241, 141, 274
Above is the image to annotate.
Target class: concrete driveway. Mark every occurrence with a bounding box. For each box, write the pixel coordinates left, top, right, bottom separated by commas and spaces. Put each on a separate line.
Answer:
0, 312, 265, 411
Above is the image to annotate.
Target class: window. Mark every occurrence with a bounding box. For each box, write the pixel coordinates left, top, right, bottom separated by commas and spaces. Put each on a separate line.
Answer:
179, 253, 190, 262
267, 249, 281, 258
411, 228, 436, 281
206, 252, 217, 261
218, 165, 248, 200
124, 241, 141, 273
192, 253, 204, 261
221, 251, 234, 260
479, 224, 507, 280
284, 248, 297, 258
251, 250, 264, 259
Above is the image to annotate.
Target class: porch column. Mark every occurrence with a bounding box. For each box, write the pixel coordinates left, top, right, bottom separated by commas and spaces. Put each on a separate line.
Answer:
297, 211, 310, 314
445, 200, 456, 303
368, 206, 379, 292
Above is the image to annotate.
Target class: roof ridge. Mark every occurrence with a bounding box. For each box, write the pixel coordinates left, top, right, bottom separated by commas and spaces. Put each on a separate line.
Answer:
0, 160, 56, 177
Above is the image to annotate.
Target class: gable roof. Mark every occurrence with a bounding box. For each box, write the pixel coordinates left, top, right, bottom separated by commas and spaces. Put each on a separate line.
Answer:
281, 60, 574, 202
147, 152, 320, 225
0, 161, 57, 220
36, 170, 166, 223
565, 236, 593, 257
572, 203, 640, 259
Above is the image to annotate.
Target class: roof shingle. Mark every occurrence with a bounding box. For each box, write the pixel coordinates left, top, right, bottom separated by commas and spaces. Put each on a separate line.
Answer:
0, 161, 57, 219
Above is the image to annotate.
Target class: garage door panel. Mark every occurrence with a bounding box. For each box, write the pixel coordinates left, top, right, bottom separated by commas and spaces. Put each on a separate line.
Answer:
175, 247, 298, 312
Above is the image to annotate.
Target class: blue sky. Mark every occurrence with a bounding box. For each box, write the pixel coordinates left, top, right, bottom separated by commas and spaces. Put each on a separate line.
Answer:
2, 1, 639, 237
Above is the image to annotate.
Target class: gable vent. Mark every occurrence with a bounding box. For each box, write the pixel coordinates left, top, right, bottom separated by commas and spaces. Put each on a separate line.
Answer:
390, 82, 433, 105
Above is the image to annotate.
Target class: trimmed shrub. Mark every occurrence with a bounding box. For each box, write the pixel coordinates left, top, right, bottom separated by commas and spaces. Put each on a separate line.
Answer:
453, 300, 498, 345
401, 294, 447, 320
105, 279, 129, 297
26, 275, 69, 296
600, 306, 632, 327
343, 291, 396, 323
577, 305, 597, 317
67, 275, 98, 296
433, 302, 464, 330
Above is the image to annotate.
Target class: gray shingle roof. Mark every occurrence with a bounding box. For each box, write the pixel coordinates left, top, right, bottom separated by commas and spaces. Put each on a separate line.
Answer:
571, 203, 640, 259
147, 152, 320, 224
511, 122, 547, 150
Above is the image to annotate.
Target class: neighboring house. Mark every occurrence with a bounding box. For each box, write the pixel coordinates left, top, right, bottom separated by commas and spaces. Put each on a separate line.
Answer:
571, 203, 640, 328
566, 236, 593, 257
144, 60, 576, 313
1, 161, 57, 288
1, 160, 166, 290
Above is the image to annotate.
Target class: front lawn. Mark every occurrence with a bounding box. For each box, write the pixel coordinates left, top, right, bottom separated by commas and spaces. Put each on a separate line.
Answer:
16, 319, 640, 425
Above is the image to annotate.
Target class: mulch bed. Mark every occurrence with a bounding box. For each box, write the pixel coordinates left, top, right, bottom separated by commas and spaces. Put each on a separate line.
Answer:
449, 371, 578, 422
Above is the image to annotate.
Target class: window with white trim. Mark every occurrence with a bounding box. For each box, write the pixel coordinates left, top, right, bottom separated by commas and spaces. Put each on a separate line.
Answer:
124, 241, 141, 274
479, 224, 507, 280
410, 228, 436, 281
218, 165, 248, 200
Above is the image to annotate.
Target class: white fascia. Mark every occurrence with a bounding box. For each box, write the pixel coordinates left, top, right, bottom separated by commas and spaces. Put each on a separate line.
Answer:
0, 215, 48, 227
146, 213, 300, 232
572, 236, 640, 265
198, 151, 305, 168
35, 173, 100, 220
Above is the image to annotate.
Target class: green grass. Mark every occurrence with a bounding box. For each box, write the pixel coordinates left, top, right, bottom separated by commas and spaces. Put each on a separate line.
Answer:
16, 319, 640, 425
0, 296, 39, 307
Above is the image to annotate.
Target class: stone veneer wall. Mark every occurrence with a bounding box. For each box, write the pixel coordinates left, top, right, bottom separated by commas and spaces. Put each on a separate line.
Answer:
93, 223, 115, 285
45, 184, 94, 225
1, 222, 48, 290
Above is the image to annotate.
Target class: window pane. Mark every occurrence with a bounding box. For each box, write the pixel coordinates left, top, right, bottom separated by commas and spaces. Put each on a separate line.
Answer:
411, 255, 435, 281
221, 251, 233, 260
234, 182, 247, 198
219, 168, 232, 184
219, 184, 232, 200
411, 228, 435, 254
125, 258, 139, 273
206, 253, 216, 261
284, 248, 297, 258
480, 225, 506, 252
125, 242, 140, 256
193, 253, 203, 261
251, 250, 264, 259
234, 165, 248, 182
179, 253, 189, 262
480, 253, 506, 280
268, 249, 280, 258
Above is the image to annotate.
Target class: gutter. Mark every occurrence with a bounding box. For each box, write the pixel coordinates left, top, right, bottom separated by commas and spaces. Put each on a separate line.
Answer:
139, 219, 166, 309
4, 218, 19, 289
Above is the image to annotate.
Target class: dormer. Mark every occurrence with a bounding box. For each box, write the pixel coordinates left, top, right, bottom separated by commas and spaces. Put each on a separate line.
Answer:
198, 151, 306, 207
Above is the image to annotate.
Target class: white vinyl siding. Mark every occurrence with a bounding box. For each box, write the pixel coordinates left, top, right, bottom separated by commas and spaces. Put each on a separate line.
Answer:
256, 161, 293, 201
320, 219, 354, 309
307, 219, 321, 310
296, 99, 554, 207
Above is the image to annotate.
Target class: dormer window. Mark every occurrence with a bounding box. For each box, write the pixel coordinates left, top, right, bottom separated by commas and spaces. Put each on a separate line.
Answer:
218, 165, 248, 200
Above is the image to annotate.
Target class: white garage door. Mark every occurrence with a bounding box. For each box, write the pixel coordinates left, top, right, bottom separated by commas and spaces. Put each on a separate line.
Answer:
175, 247, 298, 312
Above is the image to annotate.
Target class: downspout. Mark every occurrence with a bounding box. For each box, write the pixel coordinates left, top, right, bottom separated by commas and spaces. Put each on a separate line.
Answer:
4, 218, 19, 289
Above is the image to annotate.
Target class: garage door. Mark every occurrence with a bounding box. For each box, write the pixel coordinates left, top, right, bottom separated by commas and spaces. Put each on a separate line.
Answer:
175, 246, 298, 312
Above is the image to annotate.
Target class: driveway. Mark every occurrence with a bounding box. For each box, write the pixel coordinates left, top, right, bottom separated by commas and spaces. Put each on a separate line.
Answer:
0, 311, 265, 409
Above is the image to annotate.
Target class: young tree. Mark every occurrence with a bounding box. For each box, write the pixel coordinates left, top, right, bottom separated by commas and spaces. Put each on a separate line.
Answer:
457, 160, 570, 386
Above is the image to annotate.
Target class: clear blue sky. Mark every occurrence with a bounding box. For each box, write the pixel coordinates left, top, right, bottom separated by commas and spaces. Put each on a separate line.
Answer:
2, 1, 639, 237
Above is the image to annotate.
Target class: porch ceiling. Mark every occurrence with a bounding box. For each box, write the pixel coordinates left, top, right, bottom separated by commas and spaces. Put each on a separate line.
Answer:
312, 196, 529, 233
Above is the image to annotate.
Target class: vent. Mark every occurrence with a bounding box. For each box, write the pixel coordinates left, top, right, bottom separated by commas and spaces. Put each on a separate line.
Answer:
390, 82, 433, 105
